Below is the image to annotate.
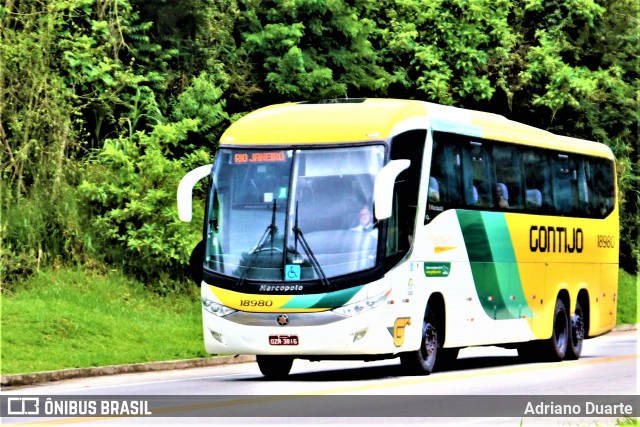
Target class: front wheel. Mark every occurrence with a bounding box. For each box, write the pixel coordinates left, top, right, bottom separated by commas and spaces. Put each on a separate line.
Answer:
256, 355, 294, 379
400, 307, 438, 375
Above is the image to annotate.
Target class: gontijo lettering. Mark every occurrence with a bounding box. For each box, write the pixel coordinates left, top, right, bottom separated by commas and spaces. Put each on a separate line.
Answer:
529, 226, 583, 253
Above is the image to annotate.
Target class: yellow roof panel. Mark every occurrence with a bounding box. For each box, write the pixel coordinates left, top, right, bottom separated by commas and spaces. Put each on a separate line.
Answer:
219, 99, 613, 159
220, 99, 428, 145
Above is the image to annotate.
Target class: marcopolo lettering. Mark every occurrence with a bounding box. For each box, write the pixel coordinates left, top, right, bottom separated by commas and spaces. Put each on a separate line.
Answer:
529, 226, 583, 253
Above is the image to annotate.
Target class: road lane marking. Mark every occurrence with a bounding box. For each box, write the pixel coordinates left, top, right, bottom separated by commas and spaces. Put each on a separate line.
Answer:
4, 353, 638, 426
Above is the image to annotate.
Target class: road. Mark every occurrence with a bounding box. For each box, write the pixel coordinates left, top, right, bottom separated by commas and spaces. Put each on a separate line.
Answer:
2, 330, 638, 427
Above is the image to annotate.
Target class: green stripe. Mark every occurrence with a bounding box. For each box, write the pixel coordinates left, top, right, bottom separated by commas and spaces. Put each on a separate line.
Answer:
281, 286, 363, 309
482, 212, 532, 318
311, 285, 364, 308
457, 211, 532, 320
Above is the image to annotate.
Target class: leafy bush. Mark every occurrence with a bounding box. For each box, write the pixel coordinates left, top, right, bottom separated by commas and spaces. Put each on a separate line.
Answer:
1, 169, 90, 291
78, 119, 211, 292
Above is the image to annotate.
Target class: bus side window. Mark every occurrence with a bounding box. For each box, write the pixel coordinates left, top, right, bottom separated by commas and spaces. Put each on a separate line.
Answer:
461, 140, 493, 208
590, 158, 615, 217
427, 139, 443, 205
523, 150, 550, 212
493, 144, 522, 210
389, 130, 425, 256
426, 133, 463, 221
551, 153, 580, 215
576, 158, 590, 214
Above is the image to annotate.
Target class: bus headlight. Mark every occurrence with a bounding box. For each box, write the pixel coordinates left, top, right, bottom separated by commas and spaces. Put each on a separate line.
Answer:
202, 298, 236, 317
332, 290, 389, 317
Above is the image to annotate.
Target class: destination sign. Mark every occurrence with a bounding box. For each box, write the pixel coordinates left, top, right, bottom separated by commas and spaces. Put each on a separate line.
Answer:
233, 151, 287, 164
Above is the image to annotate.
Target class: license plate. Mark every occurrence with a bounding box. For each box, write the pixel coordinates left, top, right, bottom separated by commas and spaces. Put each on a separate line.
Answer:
269, 335, 299, 345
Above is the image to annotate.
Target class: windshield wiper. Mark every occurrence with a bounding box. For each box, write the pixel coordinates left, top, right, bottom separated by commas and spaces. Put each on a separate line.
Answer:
236, 200, 279, 287
292, 202, 331, 287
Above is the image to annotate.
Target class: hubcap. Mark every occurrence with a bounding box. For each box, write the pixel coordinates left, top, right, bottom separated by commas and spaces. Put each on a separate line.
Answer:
423, 323, 437, 359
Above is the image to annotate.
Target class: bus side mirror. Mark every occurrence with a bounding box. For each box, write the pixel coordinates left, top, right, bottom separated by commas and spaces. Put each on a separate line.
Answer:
373, 159, 410, 220
177, 164, 213, 222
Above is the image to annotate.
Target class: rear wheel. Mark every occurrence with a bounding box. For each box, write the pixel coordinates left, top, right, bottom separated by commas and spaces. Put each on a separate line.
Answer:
546, 298, 569, 361
566, 300, 584, 360
256, 355, 294, 379
518, 298, 569, 362
400, 307, 438, 374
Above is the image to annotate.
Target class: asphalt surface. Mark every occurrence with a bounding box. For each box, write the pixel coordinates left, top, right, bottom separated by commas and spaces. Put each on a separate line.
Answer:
2, 324, 636, 388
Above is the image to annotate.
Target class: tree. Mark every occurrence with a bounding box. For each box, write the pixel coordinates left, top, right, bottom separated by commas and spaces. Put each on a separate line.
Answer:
232, 0, 390, 106
371, 0, 516, 105
502, 0, 639, 272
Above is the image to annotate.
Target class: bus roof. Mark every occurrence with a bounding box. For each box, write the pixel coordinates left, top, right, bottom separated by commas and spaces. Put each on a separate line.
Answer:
219, 99, 613, 159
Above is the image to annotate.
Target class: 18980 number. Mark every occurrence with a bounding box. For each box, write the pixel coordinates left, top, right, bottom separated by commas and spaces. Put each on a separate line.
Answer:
597, 235, 615, 248
239, 299, 274, 307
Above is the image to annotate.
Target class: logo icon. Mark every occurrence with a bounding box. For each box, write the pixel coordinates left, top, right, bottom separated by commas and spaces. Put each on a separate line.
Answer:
7, 397, 40, 415
276, 314, 289, 326
285, 264, 301, 281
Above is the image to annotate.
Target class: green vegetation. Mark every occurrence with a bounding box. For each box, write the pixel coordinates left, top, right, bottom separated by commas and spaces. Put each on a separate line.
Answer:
1, 268, 636, 375
1, 268, 206, 374
616, 417, 639, 426
617, 270, 638, 326
1, 0, 638, 294
0, 0, 638, 376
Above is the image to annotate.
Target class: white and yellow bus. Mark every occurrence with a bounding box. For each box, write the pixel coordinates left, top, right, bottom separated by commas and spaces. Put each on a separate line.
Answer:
177, 99, 619, 378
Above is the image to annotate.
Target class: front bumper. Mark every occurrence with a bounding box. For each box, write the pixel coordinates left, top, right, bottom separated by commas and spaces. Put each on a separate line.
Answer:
202, 307, 402, 357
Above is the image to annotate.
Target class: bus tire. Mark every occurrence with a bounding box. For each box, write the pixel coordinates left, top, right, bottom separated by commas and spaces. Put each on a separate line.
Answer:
537, 298, 570, 362
518, 298, 569, 362
400, 306, 438, 375
256, 355, 294, 379
566, 300, 584, 360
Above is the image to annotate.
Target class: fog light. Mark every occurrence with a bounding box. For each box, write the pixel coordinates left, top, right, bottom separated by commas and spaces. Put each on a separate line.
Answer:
352, 328, 368, 342
209, 330, 225, 344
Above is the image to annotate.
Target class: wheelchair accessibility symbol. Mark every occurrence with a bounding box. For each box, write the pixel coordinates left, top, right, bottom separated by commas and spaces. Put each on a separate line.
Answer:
285, 264, 301, 281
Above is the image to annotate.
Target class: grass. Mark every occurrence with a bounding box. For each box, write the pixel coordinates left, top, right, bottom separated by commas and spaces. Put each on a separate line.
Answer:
1, 267, 637, 375
1, 268, 207, 375
617, 269, 638, 325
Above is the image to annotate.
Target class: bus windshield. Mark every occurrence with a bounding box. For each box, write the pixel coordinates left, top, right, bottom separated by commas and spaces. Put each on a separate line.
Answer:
205, 145, 385, 283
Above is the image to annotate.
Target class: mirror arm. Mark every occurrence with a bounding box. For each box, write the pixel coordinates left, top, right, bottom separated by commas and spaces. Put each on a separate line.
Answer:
177, 164, 213, 222
373, 159, 410, 220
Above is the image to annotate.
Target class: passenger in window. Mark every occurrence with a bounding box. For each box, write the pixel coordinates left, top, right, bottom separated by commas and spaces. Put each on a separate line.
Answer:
464, 186, 479, 206
428, 177, 440, 203
496, 183, 509, 208
598, 198, 612, 216
526, 189, 542, 208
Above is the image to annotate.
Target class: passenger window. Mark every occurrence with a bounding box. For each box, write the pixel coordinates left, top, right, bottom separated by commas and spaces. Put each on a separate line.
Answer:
427, 134, 463, 221
388, 130, 425, 257
523, 150, 550, 211
588, 159, 615, 217
552, 154, 580, 214
576, 158, 590, 213
463, 141, 493, 208
493, 145, 522, 209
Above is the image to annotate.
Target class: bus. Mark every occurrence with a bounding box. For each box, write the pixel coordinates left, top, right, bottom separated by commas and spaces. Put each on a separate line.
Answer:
177, 99, 619, 378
